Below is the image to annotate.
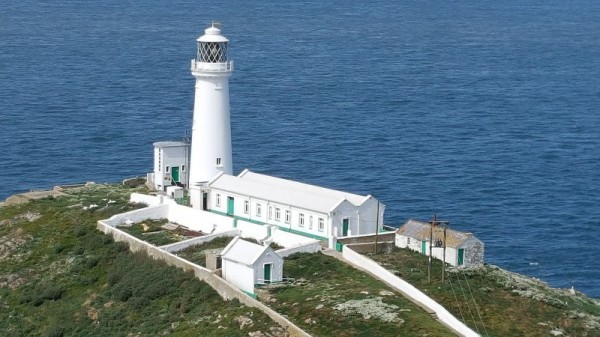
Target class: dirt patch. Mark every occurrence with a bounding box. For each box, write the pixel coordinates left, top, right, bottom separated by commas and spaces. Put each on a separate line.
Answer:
0, 228, 31, 262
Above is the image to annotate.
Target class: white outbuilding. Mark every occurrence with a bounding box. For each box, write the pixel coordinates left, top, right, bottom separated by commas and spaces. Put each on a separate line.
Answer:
202, 169, 384, 247
395, 219, 484, 267
220, 236, 283, 294
148, 141, 189, 191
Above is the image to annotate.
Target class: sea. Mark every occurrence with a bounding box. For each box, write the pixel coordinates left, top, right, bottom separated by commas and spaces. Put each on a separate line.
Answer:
1, 0, 599, 298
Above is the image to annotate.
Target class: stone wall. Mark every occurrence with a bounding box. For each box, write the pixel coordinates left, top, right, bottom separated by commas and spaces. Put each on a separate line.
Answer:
97, 220, 310, 337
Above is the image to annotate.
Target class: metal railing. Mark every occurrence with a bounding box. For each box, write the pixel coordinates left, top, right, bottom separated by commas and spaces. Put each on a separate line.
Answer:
191, 59, 234, 72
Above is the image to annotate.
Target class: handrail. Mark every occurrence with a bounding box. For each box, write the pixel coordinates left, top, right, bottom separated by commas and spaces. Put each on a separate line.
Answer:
191, 59, 234, 72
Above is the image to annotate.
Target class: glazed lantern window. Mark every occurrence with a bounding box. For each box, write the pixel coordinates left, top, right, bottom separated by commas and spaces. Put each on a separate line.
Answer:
197, 41, 228, 63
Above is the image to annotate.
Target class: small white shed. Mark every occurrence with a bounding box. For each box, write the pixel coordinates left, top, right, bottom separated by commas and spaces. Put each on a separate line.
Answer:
221, 236, 283, 294
150, 141, 189, 191
395, 219, 484, 267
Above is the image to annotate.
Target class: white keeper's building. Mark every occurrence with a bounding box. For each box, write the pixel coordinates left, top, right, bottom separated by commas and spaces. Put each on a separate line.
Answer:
204, 169, 384, 245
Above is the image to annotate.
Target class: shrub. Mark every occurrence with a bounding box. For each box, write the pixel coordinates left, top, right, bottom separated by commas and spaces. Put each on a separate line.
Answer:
46, 326, 64, 337
73, 226, 87, 237
73, 246, 85, 255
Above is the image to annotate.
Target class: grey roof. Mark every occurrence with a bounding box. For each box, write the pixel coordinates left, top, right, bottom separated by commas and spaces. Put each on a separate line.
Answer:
209, 170, 372, 214
221, 236, 278, 266
153, 141, 189, 148
396, 219, 482, 248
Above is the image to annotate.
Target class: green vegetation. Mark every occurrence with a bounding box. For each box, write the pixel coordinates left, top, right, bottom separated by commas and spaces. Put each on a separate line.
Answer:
260, 252, 455, 337
368, 248, 600, 337
118, 219, 202, 246
0, 185, 282, 337
177, 236, 234, 266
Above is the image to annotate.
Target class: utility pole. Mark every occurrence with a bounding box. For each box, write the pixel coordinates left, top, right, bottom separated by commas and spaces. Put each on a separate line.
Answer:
428, 215, 449, 284
442, 221, 448, 283
374, 202, 380, 254
428, 215, 436, 283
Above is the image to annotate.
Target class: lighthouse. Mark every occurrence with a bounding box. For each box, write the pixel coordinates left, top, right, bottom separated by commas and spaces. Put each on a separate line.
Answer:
188, 23, 234, 209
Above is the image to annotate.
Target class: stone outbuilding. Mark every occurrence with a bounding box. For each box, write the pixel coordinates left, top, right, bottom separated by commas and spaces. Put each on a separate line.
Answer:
221, 236, 283, 294
395, 219, 484, 267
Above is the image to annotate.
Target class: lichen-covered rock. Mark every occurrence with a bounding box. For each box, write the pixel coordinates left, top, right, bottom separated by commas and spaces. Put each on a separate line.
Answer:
333, 297, 404, 323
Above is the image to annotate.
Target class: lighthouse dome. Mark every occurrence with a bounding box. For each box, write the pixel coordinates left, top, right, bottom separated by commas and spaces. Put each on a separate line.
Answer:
197, 25, 229, 43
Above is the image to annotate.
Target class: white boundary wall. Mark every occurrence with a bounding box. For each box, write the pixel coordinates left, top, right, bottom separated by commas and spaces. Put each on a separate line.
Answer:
168, 204, 234, 233
271, 227, 317, 247
237, 220, 269, 240
96, 220, 310, 337
276, 241, 321, 258
102, 204, 169, 227
131, 193, 177, 207
160, 230, 239, 253
342, 246, 479, 337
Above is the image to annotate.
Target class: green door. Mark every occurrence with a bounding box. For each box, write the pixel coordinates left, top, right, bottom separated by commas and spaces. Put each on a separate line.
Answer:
421, 241, 427, 254
458, 248, 465, 266
171, 166, 180, 182
227, 197, 234, 216
264, 264, 272, 283
342, 219, 349, 237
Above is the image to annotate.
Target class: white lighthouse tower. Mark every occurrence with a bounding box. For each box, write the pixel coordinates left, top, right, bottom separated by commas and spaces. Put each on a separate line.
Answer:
188, 23, 234, 209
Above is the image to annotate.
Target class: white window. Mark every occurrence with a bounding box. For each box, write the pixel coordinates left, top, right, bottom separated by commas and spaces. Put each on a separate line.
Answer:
309, 216, 313, 230
299, 213, 305, 227
318, 218, 324, 231
216, 194, 221, 207
165, 166, 170, 173
285, 210, 290, 224
407, 237, 411, 245
275, 208, 281, 221
268, 206, 273, 220
256, 203, 262, 217
244, 200, 249, 214
181, 165, 186, 172
216, 158, 222, 166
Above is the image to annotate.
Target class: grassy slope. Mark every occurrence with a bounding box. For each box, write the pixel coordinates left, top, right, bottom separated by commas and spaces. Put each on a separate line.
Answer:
0, 185, 281, 337
368, 248, 600, 337
261, 252, 456, 337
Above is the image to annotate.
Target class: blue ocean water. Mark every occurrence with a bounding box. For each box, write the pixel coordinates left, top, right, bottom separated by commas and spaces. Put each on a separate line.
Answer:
1, 0, 599, 297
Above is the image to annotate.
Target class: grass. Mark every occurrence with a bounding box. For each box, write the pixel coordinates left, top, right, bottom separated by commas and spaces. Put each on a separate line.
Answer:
367, 247, 600, 337
118, 219, 203, 246
260, 252, 456, 337
0, 184, 282, 337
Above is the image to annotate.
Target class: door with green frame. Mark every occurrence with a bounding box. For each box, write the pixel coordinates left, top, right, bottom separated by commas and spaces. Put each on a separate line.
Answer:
342, 219, 349, 237
227, 197, 234, 216
171, 166, 180, 182
457, 248, 464, 266
263, 263, 272, 283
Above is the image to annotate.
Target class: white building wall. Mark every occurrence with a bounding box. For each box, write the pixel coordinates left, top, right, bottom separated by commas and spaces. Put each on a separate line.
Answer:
167, 204, 234, 233
222, 260, 255, 294
154, 145, 189, 191
253, 251, 283, 284
208, 187, 330, 240
396, 234, 461, 267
